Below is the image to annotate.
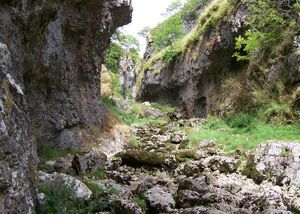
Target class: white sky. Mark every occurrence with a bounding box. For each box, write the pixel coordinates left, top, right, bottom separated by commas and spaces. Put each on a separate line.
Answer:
122, 0, 187, 54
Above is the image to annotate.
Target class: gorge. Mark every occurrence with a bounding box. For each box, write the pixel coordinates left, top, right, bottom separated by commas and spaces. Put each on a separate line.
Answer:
0, 0, 299, 213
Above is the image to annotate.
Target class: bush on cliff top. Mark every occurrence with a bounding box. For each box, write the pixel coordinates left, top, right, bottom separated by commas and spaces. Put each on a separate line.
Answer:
234, 0, 299, 61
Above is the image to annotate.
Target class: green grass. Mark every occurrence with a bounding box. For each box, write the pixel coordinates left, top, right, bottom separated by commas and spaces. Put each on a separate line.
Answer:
83, 181, 103, 194
187, 115, 300, 152
83, 169, 107, 180
101, 96, 170, 126
134, 195, 147, 214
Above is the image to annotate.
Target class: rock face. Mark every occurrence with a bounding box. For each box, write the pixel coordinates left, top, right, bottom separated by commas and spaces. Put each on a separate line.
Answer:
0, 0, 132, 212
137, 4, 247, 117
0, 43, 36, 213
119, 56, 136, 97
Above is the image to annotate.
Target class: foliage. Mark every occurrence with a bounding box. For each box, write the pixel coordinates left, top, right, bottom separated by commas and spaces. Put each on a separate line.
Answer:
227, 113, 256, 130
181, 0, 211, 21
162, 0, 183, 17
83, 181, 103, 194
104, 42, 124, 72
138, 26, 151, 38
134, 195, 147, 214
233, 0, 297, 61
146, 0, 231, 71
111, 72, 122, 97
104, 30, 140, 72
38, 183, 111, 214
187, 115, 300, 152
151, 13, 186, 51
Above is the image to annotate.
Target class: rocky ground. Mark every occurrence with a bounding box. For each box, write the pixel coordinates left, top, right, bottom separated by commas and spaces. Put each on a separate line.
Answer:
37, 103, 300, 214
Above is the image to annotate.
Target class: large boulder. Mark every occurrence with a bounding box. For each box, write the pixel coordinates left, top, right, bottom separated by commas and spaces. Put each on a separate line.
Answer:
145, 186, 176, 213
243, 141, 300, 185
177, 177, 208, 195
38, 171, 92, 200
203, 155, 239, 173
72, 151, 107, 175
117, 150, 170, 167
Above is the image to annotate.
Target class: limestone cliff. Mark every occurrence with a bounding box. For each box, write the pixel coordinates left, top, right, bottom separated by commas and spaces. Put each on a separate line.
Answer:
0, 0, 132, 212
138, 1, 299, 120
138, 2, 247, 117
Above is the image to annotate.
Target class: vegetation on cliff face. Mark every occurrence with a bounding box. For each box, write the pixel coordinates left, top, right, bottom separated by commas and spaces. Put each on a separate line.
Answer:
144, 0, 230, 70
138, 0, 299, 124
104, 30, 140, 72
234, 0, 300, 61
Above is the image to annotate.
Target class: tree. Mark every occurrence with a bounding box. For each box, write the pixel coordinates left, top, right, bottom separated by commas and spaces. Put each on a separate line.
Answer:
161, 0, 183, 17
151, 13, 185, 51
138, 26, 151, 38
104, 30, 140, 71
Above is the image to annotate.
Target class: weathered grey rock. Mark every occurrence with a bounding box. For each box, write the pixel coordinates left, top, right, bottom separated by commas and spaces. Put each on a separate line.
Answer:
171, 131, 189, 144
38, 171, 92, 200
178, 177, 208, 195
145, 186, 176, 213
244, 141, 300, 185
203, 155, 239, 173
181, 161, 205, 176
0, 43, 36, 213
172, 206, 226, 214
94, 179, 134, 201
177, 190, 202, 208
72, 151, 107, 175
112, 199, 142, 214
137, 4, 248, 117
54, 155, 74, 174
0, 0, 133, 211
119, 56, 136, 97
134, 176, 157, 195
141, 107, 164, 118
117, 150, 169, 167
198, 140, 216, 149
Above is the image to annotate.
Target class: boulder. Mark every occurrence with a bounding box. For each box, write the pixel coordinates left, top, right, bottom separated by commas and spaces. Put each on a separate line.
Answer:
72, 151, 107, 175
38, 171, 92, 200
198, 140, 216, 149
141, 107, 164, 118
243, 141, 300, 185
203, 155, 239, 173
171, 131, 189, 144
135, 176, 157, 195
181, 161, 205, 176
54, 155, 75, 174
112, 199, 142, 214
145, 186, 176, 213
176, 190, 202, 208
177, 177, 208, 195
117, 150, 167, 167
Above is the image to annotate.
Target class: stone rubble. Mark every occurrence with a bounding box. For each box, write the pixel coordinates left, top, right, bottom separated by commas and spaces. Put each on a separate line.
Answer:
37, 107, 300, 213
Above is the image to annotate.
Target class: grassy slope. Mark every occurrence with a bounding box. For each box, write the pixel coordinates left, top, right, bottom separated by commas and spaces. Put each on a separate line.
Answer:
187, 115, 300, 152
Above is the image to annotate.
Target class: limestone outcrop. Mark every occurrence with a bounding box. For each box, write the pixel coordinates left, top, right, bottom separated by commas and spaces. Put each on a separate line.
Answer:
0, 0, 132, 212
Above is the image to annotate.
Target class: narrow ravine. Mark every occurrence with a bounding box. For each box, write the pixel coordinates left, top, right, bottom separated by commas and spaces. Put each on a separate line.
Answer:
37, 99, 300, 213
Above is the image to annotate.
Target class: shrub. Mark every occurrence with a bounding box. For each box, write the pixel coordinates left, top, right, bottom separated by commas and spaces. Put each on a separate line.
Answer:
104, 42, 124, 72
151, 13, 186, 51
233, 0, 295, 61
